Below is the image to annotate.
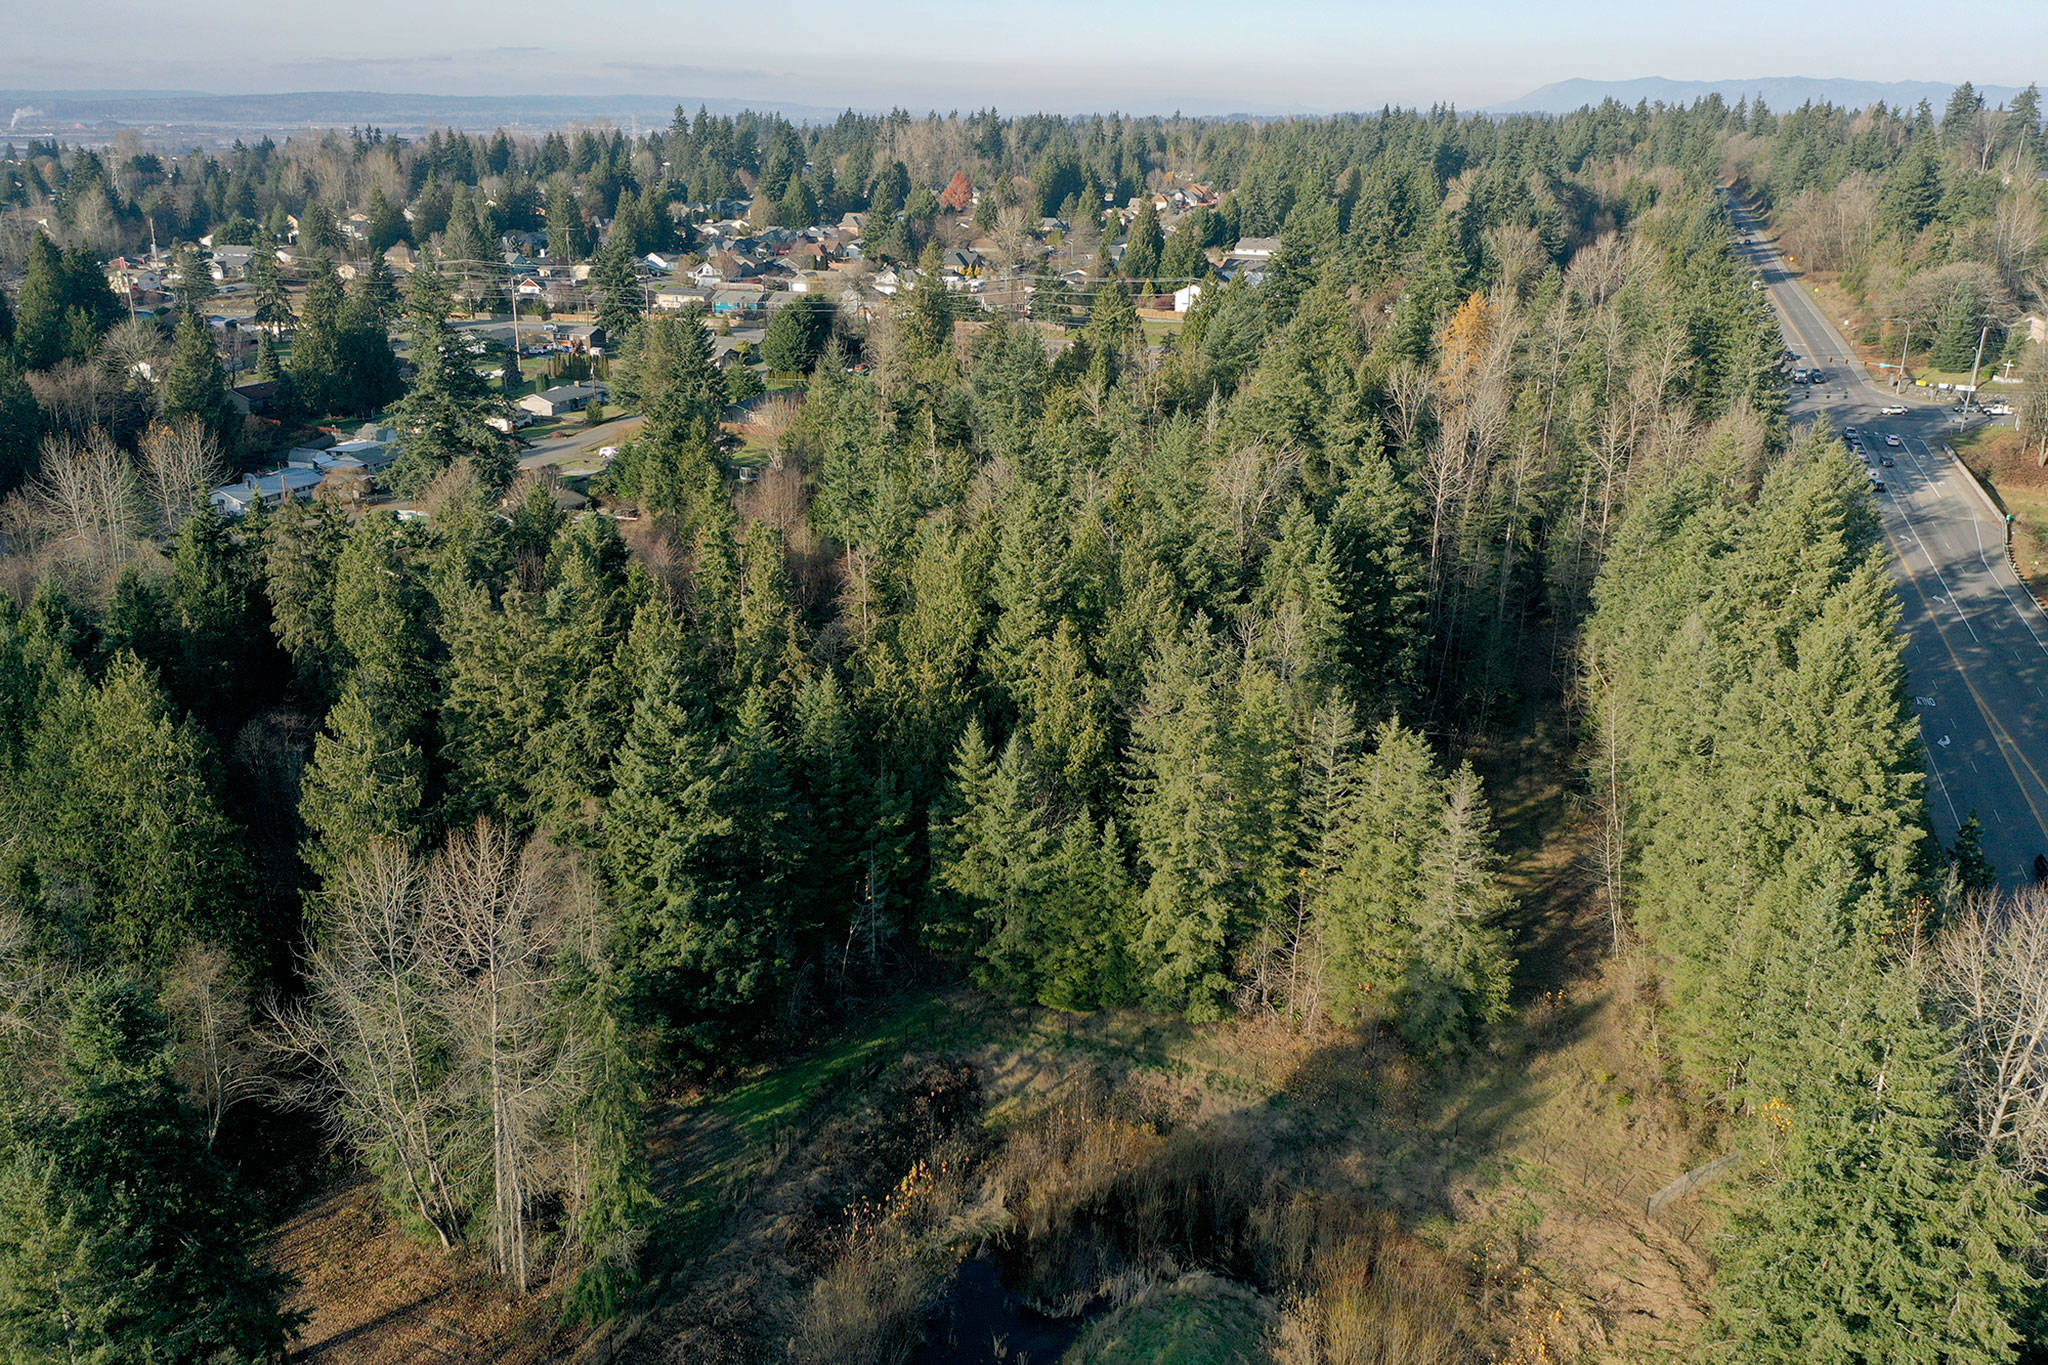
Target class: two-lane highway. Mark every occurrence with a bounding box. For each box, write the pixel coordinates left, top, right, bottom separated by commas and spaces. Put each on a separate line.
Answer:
1732, 207, 2048, 885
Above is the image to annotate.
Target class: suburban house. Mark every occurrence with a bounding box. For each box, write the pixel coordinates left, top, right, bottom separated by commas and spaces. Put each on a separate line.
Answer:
652, 284, 711, 311
228, 379, 285, 416
209, 246, 255, 281
334, 440, 396, 470
210, 467, 324, 516
710, 289, 763, 317
1172, 282, 1204, 313
297, 438, 396, 473
709, 335, 754, 370
873, 266, 920, 296
382, 241, 418, 272
1217, 252, 1272, 285
691, 252, 759, 286
548, 322, 607, 354
518, 382, 610, 418
1230, 236, 1281, 258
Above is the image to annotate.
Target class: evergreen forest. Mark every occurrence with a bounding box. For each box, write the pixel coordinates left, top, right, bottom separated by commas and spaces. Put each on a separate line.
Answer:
0, 87, 2046, 1361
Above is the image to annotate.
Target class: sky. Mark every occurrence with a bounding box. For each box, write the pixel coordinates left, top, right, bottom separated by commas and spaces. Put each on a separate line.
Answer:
4, 0, 2044, 113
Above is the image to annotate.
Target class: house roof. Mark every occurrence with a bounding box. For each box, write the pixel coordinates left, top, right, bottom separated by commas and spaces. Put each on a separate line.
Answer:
536, 382, 607, 403
212, 467, 325, 504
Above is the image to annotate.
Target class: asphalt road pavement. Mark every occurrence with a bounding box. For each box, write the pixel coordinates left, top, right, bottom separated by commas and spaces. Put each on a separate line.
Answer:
1731, 208, 2048, 885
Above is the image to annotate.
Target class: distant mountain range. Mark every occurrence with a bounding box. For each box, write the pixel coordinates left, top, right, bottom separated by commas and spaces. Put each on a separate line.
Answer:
0, 90, 854, 144
1488, 76, 2030, 116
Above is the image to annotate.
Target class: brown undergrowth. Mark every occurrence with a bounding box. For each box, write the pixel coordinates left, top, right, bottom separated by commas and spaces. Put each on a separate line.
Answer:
276, 694, 1714, 1363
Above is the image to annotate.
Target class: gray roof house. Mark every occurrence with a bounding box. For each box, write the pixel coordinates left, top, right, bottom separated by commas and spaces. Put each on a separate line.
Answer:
518, 382, 610, 418
210, 467, 325, 516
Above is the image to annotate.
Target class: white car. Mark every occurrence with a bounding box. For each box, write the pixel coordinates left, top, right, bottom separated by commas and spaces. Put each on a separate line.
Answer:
1885, 433, 1903, 448
1880, 404, 1908, 416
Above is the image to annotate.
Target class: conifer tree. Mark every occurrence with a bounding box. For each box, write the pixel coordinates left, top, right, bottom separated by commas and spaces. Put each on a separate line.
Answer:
159, 312, 239, 455
591, 235, 643, 349
1932, 281, 1985, 371
264, 497, 350, 705
607, 312, 725, 522
290, 258, 345, 415
248, 244, 294, 330
1126, 624, 1241, 1019
1401, 762, 1514, 1051
0, 359, 42, 494
6, 655, 252, 964
604, 668, 796, 1059
12, 234, 70, 370
170, 241, 216, 318
1320, 720, 1443, 1022
298, 676, 427, 888
385, 266, 512, 494
1123, 197, 1163, 290
0, 979, 297, 1360
936, 729, 1055, 999
1712, 957, 2033, 1364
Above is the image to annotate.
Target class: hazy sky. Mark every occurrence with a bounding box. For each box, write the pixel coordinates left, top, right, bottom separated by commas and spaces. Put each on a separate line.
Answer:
6, 0, 2044, 112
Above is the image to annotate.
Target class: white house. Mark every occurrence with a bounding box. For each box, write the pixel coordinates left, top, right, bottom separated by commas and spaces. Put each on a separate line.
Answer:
1172, 283, 1204, 313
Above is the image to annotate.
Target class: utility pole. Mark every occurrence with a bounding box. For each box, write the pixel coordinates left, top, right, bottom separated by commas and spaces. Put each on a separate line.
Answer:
1895, 318, 1912, 391
1967, 322, 1992, 411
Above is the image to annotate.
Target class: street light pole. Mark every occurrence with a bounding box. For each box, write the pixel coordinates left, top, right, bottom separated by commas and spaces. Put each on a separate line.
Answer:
1895, 319, 1912, 391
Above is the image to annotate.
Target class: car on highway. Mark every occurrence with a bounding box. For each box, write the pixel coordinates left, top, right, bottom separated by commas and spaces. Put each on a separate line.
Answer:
1844, 426, 1859, 437
1885, 433, 1903, 448
1881, 403, 1908, 416
1880, 454, 1896, 467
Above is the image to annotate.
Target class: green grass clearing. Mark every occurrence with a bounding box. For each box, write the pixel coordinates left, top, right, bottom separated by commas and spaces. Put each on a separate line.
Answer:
1062, 1272, 1273, 1365
646, 993, 986, 1269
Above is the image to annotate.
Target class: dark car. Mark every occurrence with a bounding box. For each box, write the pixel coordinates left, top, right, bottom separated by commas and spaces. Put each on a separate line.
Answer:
1880, 455, 1895, 467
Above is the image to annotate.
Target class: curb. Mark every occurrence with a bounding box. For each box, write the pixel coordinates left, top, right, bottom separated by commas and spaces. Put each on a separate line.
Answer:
1947, 444, 2048, 613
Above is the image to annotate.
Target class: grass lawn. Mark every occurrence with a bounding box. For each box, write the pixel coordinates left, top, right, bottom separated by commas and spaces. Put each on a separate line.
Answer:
1063, 1273, 1272, 1365
1140, 315, 1183, 347
1953, 425, 2048, 601
644, 992, 985, 1271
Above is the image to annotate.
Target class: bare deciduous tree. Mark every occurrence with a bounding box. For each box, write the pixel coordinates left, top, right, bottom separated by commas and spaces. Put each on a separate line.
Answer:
1383, 360, 1435, 452
1927, 889, 2048, 1179
139, 418, 228, 534
1208, 440, 1303, 577
162, 940, 266, 1147
269, 825, 609, 1294
4, 428, 145, 570
269, 840, 468, 1248
426, 820, 582, 1295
